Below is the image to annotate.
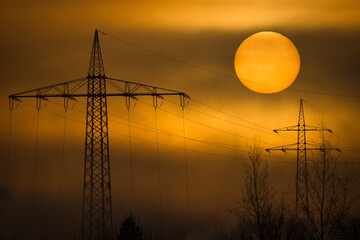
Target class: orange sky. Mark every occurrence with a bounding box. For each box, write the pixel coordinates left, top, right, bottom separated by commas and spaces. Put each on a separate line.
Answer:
2, 0, 360, 31
0, 1, 360, 239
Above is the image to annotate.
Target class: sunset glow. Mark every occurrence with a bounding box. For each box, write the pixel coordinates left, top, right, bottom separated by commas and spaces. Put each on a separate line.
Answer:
0, 1, 359, 240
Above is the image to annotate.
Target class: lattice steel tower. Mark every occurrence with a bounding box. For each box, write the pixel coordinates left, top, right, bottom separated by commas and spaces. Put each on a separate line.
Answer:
9, 29, 189, 240
265, 99, 334, 218
82, 30, 112, 240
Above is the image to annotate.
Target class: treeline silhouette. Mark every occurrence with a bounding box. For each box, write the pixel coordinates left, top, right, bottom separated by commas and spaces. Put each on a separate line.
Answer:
215, 134, 360, 240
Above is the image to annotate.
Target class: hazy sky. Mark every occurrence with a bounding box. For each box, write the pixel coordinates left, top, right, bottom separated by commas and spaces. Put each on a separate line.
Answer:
1, 1, 360, 239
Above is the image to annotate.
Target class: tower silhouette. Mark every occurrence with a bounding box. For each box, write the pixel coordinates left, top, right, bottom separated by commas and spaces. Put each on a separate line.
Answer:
266, 99, 336, 218
82, 30, 113, 240
9, 29, 189, 240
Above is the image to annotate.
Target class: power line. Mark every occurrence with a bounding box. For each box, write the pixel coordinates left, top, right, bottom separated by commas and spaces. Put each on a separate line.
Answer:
182, 108, 191, 232
127, 108, 135, 211
154, 109, 164, 240
35, 98, 360, 158
48, 99, 251, 153
189, 99, 272, 131
187, 98, 360, 153
64, 99, 251, 152
9, 30, 190, 240
265, 99, 339, 218
49, 97, 360, 156
98, 30, 235, 80
304, 100, 360, 152
58, 108, 66, 237
18, 101, 292, 163
305, 101, 360, 133
50, 94, 360, 156
98, 29, 360, 98
19, 97, 360, 164
166, 98, 299, 142
138, 99, 278, 147
33, 109, 40, 206
6, 109, 13, 190
169, 100, 272, 135
16, 102, 360, 164
58, 98, 255, 152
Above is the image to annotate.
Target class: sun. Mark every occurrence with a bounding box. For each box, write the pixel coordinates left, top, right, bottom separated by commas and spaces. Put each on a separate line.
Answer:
234, 31, 301, 94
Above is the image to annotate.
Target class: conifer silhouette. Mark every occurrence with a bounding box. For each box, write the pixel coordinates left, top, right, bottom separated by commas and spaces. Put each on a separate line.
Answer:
116, 212, 144, 240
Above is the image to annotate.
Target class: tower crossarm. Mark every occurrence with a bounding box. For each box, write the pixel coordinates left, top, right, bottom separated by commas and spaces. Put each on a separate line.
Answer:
265, 143, 340, 153
302, 125, 333, 133
267, 98, 338, 220
8, 29, 191, 240
8, 77, 88, 100
107, 77, 189, 99
273, 125, 299, 132
265, 143, 298, 153
8, 76, 190, 109
273, 125, 333, 133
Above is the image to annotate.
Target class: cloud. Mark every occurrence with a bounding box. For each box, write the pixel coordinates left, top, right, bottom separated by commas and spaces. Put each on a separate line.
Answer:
1, 2, 359, 238
1, 0, 359, 32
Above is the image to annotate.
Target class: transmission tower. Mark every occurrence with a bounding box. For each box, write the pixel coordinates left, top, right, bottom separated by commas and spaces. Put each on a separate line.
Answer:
265, 99, 338, 219
9, 29, 189, 240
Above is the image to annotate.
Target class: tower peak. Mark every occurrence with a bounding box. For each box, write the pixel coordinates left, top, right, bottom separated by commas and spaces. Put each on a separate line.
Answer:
88, 29, 105, 77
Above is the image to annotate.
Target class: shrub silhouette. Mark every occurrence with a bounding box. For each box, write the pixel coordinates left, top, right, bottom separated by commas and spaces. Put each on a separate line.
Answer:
116, 212, 144, 240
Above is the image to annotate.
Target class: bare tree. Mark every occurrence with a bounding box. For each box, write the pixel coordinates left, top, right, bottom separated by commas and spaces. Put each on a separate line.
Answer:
306, 130, 344, 240
332, 159, 360, 239
230, 141, 286, 240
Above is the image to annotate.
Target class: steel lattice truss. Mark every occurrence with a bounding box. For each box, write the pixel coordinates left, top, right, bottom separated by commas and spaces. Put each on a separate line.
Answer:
265, 99, 339, 219
9, 30, 189, 240
82, 31, 112, 240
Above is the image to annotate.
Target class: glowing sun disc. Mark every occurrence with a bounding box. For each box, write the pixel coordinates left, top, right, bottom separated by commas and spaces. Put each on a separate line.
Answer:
234, 31, 301, 94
